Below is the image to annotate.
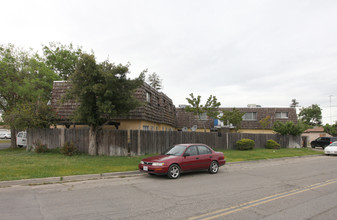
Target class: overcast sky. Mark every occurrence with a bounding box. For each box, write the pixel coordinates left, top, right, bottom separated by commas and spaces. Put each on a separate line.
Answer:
1, 0, 337, 124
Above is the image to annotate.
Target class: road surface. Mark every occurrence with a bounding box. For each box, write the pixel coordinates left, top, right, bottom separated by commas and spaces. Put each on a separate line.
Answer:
1, 155, 337, 219
0, 142, 10, 150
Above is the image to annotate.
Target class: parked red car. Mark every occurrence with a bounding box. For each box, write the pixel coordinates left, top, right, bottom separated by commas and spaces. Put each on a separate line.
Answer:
139, 144, 226, 179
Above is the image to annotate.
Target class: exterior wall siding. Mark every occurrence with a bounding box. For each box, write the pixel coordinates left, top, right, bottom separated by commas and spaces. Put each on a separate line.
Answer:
176, 107, 298, 132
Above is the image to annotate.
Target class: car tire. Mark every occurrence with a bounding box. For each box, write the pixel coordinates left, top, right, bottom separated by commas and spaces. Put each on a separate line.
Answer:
167, 164, 180, 179
209, 161, 219, 174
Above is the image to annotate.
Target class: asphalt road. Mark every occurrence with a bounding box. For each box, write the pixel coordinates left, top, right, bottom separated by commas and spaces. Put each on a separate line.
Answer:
1, 155, 337, 220
0, 142, 10, 150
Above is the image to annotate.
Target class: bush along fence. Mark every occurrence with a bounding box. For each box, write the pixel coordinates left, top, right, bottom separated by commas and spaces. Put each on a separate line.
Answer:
27, 128, 301, 156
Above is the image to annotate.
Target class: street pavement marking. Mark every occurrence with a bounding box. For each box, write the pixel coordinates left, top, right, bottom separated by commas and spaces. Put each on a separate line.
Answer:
188, 177, 337, 220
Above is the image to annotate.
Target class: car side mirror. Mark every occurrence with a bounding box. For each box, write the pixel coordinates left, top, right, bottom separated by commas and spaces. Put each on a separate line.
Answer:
183, 153, 190, 157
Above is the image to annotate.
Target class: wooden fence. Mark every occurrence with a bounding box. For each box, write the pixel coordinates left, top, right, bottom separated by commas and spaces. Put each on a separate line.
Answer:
27, 128, 301, 156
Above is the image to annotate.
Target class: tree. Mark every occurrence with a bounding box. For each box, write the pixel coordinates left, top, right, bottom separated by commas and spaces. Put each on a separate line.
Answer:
323, 123, 337, 137
147, 72, 162, 90
0, 44, 60, 147
42, 42, 82, 80
66, 53, 143, 155
272, 121, 307, 136
185, 93, 221, 131
218, 108, 244, 132
4, 101, 57, 130
290, 98, 299, 108
298, 104, 322, 126
259, 116, 271, 131
185, 94, 221, 119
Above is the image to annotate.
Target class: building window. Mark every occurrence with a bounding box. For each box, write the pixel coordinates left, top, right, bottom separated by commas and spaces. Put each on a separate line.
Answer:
200, 112, 207, 120
146, 92, 151, 103
276, 112, 288, 119
243, 112, 257, 121
143, 125, 149, 131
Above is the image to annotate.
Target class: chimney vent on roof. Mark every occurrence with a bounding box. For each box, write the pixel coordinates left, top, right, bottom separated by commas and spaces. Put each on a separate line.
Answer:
247, 104, 261, 108
179, 104, 190, 108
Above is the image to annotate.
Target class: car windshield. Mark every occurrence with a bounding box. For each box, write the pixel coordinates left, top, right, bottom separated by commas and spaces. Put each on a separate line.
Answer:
164, 145, 187, 156
330, 142, 337, 146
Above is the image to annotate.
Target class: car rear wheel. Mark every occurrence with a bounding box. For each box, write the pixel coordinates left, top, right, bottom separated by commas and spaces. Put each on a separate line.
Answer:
209, 161, 219, 174
167, 164, 180, 179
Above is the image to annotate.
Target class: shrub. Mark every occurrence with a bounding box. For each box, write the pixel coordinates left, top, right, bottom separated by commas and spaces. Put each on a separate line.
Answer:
236, 138, 255, 150
60, 142, 78, 156
272, 121, 308, 136
34, 141, 49, 153
265, 139, 280, 149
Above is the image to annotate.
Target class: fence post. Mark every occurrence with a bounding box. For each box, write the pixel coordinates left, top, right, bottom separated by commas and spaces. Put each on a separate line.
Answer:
137, 130, 141, 155
60, 128, 65, 147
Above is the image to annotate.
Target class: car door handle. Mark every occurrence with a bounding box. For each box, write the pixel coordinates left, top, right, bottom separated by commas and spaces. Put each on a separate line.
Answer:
196, 157, 199, 160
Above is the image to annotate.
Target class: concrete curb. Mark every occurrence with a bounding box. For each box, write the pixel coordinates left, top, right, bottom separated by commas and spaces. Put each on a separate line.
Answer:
0, 171, 142, 188
0, 154, 324, 188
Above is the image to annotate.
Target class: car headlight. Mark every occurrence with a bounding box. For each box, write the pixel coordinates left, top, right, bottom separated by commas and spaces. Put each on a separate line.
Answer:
152, 162, 165, 166
140, 161, 144, 164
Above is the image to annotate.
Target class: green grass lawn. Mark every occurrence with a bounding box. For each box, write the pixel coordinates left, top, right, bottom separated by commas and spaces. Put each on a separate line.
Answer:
0, 147, 323, 181
216, 148, 323, 162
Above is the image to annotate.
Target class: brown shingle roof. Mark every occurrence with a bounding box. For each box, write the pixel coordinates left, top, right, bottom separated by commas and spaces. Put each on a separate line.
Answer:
303, 127, 324, 133
51, 81, 176, 127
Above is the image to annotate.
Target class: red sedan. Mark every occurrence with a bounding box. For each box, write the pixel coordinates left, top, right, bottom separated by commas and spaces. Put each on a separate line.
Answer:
139, 144, 226, 179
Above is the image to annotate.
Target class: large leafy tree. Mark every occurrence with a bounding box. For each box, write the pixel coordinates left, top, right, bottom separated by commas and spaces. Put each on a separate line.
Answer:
4, 101, 57, 130
298, 104, 322, 126
219, 108, 245, 131
42, 42, 82, 80
323, 123, 337, 137
0, 44, 60, 147
67, 53, 143, 155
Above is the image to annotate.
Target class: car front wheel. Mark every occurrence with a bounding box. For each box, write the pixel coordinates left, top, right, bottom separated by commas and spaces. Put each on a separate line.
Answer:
209, 161, 219, 174
167, 164, 180, 179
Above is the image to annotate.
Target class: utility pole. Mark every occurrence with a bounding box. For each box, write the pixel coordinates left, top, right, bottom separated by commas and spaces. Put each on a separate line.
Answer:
329, 95, 333, 124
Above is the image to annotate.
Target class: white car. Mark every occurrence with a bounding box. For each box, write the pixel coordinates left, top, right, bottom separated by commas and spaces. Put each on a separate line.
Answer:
0, 133, 11, 139
324, 141, 337, 155
16, 131, 27, 148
